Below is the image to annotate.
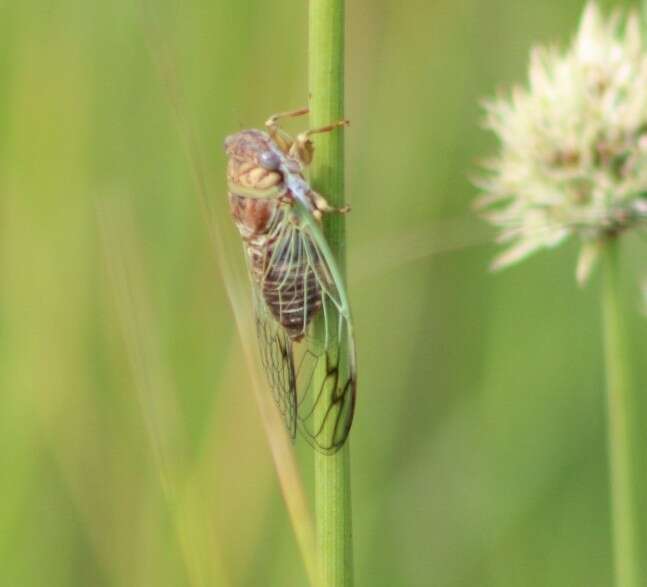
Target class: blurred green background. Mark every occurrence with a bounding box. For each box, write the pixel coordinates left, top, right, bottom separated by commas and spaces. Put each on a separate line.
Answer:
1, 0, 646, 585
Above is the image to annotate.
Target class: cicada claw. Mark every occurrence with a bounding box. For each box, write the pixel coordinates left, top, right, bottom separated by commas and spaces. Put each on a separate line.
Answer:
311, 191, 351, 216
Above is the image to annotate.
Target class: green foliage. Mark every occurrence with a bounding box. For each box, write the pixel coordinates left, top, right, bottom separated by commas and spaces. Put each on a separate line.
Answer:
1, 1, 646, 586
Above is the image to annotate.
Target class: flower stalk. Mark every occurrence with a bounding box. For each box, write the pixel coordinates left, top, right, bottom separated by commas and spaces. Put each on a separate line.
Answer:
601, 238, 640, 587
477, 4, 646, 584
308, 1, 354, 586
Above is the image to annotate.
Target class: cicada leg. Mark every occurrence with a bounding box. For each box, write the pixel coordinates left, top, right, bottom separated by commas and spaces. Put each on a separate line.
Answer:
291, 119, 350, 166
298, 119, 351, 220
310, 190, 351, 221
266, 111, 351, 220
265, 107, 310, 154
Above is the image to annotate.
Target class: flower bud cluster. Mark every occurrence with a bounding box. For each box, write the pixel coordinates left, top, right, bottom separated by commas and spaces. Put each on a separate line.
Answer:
478, 3, 647, 282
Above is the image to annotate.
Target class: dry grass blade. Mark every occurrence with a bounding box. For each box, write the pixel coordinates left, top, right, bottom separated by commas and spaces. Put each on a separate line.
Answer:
350, 215, 494, 283
97, 196, 231, 587
137, 3, 321, 585
97, 197, 183, 495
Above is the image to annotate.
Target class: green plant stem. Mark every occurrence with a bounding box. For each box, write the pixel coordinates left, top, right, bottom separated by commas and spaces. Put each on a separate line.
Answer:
601, 239, 639, 587
308, 1, 354, 586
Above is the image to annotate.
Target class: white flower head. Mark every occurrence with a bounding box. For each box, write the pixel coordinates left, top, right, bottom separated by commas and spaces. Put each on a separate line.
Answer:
477, 2, 647, 284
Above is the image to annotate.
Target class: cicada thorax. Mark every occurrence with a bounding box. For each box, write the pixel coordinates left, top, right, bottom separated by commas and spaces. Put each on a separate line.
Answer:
229, 189, 324, 343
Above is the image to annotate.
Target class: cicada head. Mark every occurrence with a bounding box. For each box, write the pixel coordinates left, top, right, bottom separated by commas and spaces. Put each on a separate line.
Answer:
224, 130, 286, 194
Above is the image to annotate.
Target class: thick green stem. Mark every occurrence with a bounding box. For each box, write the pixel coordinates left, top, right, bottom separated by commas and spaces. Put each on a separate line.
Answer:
308, 1, 354, 586
601, 240, 640, 587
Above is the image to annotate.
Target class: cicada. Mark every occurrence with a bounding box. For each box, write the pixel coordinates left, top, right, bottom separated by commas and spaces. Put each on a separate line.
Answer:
224, 108, 356, 454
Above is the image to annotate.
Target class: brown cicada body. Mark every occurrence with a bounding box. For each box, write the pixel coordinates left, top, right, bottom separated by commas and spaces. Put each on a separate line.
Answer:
224, 109, 356, 454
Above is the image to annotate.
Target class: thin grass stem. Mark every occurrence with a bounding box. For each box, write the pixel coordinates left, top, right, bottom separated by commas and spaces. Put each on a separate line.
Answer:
308, 1, 354, 585
601, 239, 640, 587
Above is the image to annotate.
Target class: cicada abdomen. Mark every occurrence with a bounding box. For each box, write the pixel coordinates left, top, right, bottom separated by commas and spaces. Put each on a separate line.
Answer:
229, 194, 323, 341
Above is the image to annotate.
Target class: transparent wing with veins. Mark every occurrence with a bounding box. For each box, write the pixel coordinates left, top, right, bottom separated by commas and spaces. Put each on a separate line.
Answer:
251, 214, 356, 454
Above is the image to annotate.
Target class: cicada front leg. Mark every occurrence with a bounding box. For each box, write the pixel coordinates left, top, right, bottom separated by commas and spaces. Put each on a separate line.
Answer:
292, 119, 350, 166
265, 107, 310, 154
265, 109, 349, 166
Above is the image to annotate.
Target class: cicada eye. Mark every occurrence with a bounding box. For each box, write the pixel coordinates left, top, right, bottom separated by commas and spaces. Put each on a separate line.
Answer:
259, 150, 281, 171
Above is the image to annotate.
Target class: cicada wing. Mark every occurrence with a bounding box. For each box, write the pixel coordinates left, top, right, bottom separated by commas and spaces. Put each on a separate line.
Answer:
252, 288, 298, 439
292, 309, 356, 453
247, 214, 356, 454
291, 222, 357, 454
